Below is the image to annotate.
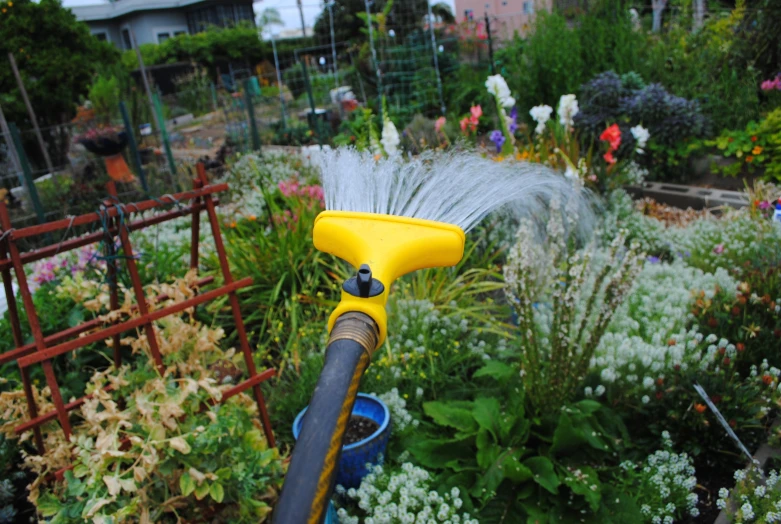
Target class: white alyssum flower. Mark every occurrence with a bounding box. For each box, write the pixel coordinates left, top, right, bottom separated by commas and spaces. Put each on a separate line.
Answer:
374, 388, 419, 432
337, 463, 476, 524
557, 94, 579, 127
485, 74, 515, 108
631, 125, 650, 154
529, 105, 553, 134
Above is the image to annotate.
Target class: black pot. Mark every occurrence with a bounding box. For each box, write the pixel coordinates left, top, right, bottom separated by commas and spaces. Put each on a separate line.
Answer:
79, 131, 128, 157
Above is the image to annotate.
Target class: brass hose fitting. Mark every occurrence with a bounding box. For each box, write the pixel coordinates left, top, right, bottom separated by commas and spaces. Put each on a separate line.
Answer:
328, 311, 380, 356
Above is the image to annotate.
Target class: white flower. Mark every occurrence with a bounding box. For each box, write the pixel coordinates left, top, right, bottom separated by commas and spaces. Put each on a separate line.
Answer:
557, 94, 579, 127
381, 117, 400, 156
529, 105, 553, 134
595, 385, 606, 397
642, 395, 650, 404
485, 74, 515, 108
631, 125, 650, 154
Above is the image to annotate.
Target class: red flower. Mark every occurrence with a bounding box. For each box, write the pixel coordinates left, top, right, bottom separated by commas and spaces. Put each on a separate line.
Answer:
736, 342, 745, 352
695, 403, 707, 413
723, 357, 731, 366
603, 151, 616, 164
728, 419, 736, 428
751, 136, 758, 142
762, 375, 774, 385
708, 317, 718, 328
655, 391, 663, 400
599, 124, 622, 151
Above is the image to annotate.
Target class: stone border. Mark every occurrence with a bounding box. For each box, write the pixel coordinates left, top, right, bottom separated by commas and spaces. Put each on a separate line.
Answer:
626, 182, 749, 210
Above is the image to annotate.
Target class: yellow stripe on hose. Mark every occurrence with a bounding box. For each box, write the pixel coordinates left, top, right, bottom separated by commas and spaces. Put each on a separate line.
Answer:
307, 352, 370, 524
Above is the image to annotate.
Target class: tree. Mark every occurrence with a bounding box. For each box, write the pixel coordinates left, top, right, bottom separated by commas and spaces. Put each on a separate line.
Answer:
258, 7, 285, 35
431, 2, 455, 25
313, 0, 428, 44
0, 0, 118, 128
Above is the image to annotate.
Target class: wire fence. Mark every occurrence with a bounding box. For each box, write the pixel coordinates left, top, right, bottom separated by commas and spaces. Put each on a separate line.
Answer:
1, 0, 496, 245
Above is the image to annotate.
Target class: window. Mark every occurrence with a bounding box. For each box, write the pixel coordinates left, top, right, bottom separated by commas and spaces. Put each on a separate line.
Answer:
121, 28, 132, 50
157, 32, 171, 43
523, 1, 534, 14
174, 30, 187, 36
92, 32, 108, 42
464, 9, 474, 20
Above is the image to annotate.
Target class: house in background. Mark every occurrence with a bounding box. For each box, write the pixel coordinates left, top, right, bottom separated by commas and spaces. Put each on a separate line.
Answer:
70, 0, 256, 50
455, 0, 551, 40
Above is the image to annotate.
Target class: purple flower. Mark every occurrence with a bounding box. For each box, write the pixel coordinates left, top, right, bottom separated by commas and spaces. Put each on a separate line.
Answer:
758, 200, 771, 210
509, 107, 518, 134
713, 244, 724, 255
490, 130, 505, 153
647, 255, 660, 264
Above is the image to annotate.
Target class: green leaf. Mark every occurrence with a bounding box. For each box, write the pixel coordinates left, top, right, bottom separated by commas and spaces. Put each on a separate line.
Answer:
476, 429, 499, 470
503, 450, 533, 484
562, 465, 601, 512
179, 472, 195, 496
473, 361, 515, 382
210, 482, 225, 503
523, 456, 559, 495
194, 482, 210, 501
37, 493, 62, 517
72, 464, 89, 478
215, 467, 232, 481
408, 437, 476, 470
423, 401, 478, 434
473, 397, 501, 440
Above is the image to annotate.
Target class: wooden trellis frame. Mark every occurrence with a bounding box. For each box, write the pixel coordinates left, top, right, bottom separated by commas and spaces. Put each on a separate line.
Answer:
0, 163, 275, 458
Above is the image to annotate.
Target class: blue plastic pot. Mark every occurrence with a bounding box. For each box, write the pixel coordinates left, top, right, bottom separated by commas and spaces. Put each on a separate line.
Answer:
293, 393, 391, 489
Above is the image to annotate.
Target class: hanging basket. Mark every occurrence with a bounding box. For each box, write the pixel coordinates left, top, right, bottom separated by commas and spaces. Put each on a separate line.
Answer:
78, 131, 135, 183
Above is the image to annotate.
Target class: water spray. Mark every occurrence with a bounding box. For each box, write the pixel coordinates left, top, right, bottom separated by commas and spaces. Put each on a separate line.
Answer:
273, 149, 588, 523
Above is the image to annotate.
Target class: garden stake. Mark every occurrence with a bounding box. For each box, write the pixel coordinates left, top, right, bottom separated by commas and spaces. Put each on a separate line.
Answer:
274, 149, 584, 524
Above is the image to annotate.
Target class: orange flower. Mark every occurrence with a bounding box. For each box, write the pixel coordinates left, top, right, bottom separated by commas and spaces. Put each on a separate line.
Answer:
752, 146, 763, 155
736, 342, 745, 352
249, 215, 257, 221
762, 375, 774, 385
694, 403, 707, 414
229, 221, 237, 228
746, 155, 754, 163
751, 135, 758, 142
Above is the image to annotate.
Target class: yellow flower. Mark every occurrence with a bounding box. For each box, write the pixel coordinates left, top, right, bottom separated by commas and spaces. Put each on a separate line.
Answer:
403, 393, 409, 399
8, 2, 12, 6
419, 372, 427, 379
752, 146, 763, 155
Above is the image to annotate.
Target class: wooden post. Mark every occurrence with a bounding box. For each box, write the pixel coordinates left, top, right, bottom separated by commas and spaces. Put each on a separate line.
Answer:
7, 53, 55, 176
0, 103, 23, 183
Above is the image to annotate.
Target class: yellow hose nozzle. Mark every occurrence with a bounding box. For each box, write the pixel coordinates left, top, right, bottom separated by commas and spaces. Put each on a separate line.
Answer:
313, 211, 466, 348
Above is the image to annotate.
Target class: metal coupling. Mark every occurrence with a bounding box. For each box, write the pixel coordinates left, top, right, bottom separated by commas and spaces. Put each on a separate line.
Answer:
328, 311, 381, 357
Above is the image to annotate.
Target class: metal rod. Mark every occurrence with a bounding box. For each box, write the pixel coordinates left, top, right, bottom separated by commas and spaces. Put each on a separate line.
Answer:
195, 163, 275, 447
119, 101, 148, 193
427, 1, 446, 115
9, 122, 47, 227
485, 12, 496, 75
300, 58, 323, 147
0, 201, 72, 437
243, 78, 262, 151
328, 1, 339, 89
270, 34, 288, 129
8, 53, 55, 176
17, 277, 252, 369
131, 31, 162, 135
365, 0, 383, 109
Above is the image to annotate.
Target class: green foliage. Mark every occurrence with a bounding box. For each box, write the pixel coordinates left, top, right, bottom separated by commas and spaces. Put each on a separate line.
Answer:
408, 361, 629, 521
707, 108, 781, 182
120, 25, 266, 73
495, 1, 642, 119
636, 8, 761, 131
87, 75, 120, 123
0, 0, 119, 127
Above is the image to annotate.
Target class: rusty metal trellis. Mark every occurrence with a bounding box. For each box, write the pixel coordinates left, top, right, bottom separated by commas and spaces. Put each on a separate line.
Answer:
0, 164, 276, 459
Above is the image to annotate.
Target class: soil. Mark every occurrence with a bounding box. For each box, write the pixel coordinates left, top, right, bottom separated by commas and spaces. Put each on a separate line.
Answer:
343, 415, 379, 446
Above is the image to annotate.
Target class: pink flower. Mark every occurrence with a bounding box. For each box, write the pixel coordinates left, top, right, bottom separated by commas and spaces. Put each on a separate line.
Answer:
470, 105, 483, 119
759, 200, 771, 210
435, 116, 446, 132
460, 117, 469, 132
761, 76, 781, 91
713, 244, 724, 255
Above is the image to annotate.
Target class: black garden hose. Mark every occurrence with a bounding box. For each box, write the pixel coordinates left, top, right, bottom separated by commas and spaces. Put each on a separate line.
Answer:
273, 312, 379, 524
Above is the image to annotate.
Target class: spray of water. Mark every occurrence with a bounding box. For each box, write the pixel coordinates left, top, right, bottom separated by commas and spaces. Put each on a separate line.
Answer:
694, 383, 757, 465
317, 148, 595, 233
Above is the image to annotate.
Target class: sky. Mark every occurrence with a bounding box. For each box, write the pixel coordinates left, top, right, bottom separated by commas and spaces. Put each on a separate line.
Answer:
62, 0, 457, 34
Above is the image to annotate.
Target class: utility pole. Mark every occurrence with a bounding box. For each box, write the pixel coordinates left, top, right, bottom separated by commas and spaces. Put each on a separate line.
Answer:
8, 53, 54, 176
298, 0, 307, 37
